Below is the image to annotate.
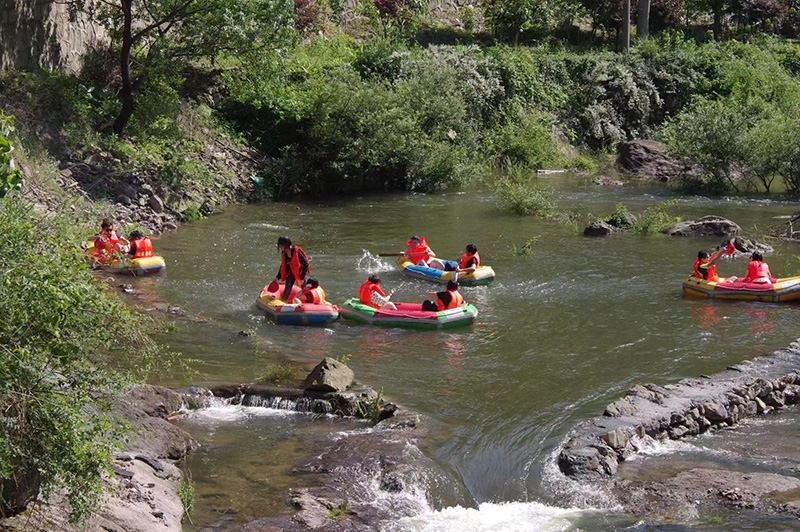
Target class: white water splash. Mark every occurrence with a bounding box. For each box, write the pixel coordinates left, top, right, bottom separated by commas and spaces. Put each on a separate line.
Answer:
357, 249, 394, 274
391, 501, 598, 532
183, 398, 305, 423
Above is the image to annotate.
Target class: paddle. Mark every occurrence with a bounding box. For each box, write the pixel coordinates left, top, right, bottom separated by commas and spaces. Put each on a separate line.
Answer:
378, 253, 405, 257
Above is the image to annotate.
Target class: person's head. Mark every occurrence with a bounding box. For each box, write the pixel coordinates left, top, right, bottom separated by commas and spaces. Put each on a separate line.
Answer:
305, 278, 319, 289
752, 252, 764, 262
410, 235, 422, 246
446, 280, 459, 291
466, 244, 477, 254
130, 230, 143, 241
697, 250, 710, 263
101, 218, 114, 231
368, 275, 381, 284
277, 236, 292, 251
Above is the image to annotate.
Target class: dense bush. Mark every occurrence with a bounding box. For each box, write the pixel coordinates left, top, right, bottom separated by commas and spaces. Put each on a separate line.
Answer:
0, 199, 163, 520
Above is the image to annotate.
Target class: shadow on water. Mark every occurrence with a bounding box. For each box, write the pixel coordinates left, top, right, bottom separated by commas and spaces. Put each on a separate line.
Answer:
139, 177, 800, 530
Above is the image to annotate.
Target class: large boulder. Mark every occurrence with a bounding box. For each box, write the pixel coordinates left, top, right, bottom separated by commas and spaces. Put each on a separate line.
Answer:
584, 221, 618, 237
727, 237, 774, 256
667, 216, 741, 237
304, 358, 354, 393
617, 140, 681, 181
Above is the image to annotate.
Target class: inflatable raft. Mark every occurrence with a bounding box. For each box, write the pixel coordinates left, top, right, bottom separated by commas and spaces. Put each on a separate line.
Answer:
395, 257, 495, 286
682, 276, 800, 303
256, 284, 339, 325
84, 242, 166, 276
339, 298, 478, 329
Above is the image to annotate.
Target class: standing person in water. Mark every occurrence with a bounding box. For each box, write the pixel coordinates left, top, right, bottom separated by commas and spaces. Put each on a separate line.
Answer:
358, 275, 397, 310
422, 280, 464, 311
742, 252, 773, 284
693, 241, 735, 282
273, 236, 310, 302
404, 235, 445, 269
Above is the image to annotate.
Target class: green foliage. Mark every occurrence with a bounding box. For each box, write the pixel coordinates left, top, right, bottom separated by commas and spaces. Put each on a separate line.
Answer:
484, 0, 552, 42
630, 199, 682, 234
178, 475, 196, 523
512, 235, 541, 256
329, 499, 349, 518
337, 353, 353, 365
255, 362, 306, 386
488, 111, 563, 170
495, 169, 558, 216
608, 202, 634, 229
461, 6, 477, 32
356, 388, 384, 424
0, 110, 22, 198
0, 198, 162, 520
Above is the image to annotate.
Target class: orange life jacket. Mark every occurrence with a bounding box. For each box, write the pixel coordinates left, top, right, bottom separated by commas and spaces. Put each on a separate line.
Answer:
693, 258, 718, 282
131, 237, 154, 259
406, 237, 431, 265
358, 280, 385, 307
745, 260, 771, 283
437, 289, 464, 311
458, 251, 480, 269
303, 286, 325, 304
279, 245, 308, 281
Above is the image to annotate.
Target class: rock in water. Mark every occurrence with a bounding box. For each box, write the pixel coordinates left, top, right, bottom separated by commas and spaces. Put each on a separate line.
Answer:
616, 140, 681, 181
304, 358, 354, 393
667, 216, 741, 237
593, 175, 624, 187
584, 221, 618, 237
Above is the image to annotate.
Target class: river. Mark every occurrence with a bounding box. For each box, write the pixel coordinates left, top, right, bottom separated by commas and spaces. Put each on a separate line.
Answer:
132, 174, 800, 530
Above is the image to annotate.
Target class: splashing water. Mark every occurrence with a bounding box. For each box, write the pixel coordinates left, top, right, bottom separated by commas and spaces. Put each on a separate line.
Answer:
357, 249, 394, 274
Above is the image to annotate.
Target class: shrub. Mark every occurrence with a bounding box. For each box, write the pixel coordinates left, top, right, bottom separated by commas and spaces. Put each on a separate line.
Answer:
0, 110, 22, 198
0, 198, 162, 520
495, 168, 558, 216
484, 0, 552, 42
631, 199, 682, 234
255, 362, 307, 386
488, 111, 562, 169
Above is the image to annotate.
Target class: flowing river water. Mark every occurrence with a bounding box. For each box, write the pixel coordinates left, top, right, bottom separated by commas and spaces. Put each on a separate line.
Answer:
133, 174, 800, 531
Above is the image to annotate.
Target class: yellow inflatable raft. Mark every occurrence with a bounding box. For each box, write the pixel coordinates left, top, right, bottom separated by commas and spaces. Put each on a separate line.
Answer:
396, 257, 495, 286
85, 242, 166, 276
683, 276, 800, 303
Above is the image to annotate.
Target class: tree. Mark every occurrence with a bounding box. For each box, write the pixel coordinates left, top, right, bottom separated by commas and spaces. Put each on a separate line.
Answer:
637, 0, 650, 37
484, 0, 553, 43
65, 0, 295, 135
621, 0, 631, 49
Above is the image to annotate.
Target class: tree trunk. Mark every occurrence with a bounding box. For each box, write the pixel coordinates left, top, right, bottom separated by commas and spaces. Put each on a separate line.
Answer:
113, 0, 134, 136
712, 0, 722, 40
637, 0, 650, 39
620, 0, 631, 51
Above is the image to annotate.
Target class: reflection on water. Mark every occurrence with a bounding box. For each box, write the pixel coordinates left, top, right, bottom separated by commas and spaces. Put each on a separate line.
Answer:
138, 180, 800, 530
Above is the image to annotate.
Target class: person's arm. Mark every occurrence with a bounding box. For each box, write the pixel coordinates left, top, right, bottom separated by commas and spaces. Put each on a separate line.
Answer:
427, 246, 436, 258
459, 257, 477, 273
297, 250, 310, 281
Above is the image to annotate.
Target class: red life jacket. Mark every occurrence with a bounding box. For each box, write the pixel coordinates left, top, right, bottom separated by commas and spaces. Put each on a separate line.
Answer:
458, 251, 480, 269
406, 237, 431, 265
131, 237, 154, 259
303, 286, 325, 304
279, 245, 308, 281
745, 261, 771, 283
693, 258, 718, 282
437, 289, 464, 311
358, 280, 385, 307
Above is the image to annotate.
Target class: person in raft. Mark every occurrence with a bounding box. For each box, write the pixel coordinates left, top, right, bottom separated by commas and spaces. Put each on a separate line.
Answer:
296, 278, 326, 304
422, 280, 464, 312
742, 252, 773, 284
273, 236, 310, 303
404, 235, 446, 270
127, 230, 154, 259
457, 244, 480, 273
358, 275, 397, 310
693, 241, 736, 281
93, 218, 129, 261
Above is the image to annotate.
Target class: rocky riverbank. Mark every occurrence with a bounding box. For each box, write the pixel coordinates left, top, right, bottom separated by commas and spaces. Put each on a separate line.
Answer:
558, 338, 800, 520
4, 386, 197, 532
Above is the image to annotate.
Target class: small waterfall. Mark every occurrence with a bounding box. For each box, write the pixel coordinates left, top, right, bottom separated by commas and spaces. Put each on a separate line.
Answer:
239, 393, 333, 415
356, 249, 394, 274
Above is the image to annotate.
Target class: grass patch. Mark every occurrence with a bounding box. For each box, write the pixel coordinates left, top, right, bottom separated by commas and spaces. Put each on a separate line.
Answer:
178, 474, 196, 523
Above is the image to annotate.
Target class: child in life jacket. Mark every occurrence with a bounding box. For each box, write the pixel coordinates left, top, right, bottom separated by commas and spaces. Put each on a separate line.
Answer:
358, 275, 396, 310
93, 218, 129, 261
404, 236, 446, 270
127, 230, 154, 259
422, 280, 464, 311
297, 278, 326, 304
742, 252, 773, 284
693, 241, 735, 282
